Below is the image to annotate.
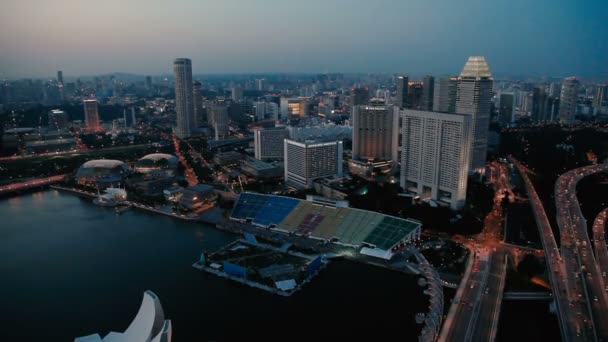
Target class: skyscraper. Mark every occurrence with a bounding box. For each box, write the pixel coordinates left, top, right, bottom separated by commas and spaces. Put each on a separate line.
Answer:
284, 139, 343, 189
173, 58, 194, 138
193, 81, 203, 128
395, 76, 409, 108
254, 127, 290, 160
593, 84, 607, 109
231, 86, 243, 101
351, 98, 399, 162
57, 70, 63, 85
455, 56, 493, 171
498, 93, 514, 125
146, 76, 152, 90
421, 75, 435, 111
558, 76, 579, 124
531, 86, 548, 122
408, 81, 424, 109
209, 105, 229, 140
351, 87, 370, 106
48, 109, 68, 130
83, 99, 101, 131
256, 79, 266, 91
433, 77, 458, 113
400, 109, 472, 210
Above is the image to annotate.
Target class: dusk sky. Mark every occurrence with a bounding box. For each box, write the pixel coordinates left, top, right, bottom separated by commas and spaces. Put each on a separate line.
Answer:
0, 0, 606, 79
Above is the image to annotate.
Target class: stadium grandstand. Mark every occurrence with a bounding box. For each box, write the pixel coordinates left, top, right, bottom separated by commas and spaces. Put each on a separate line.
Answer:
230, 193, 421, 259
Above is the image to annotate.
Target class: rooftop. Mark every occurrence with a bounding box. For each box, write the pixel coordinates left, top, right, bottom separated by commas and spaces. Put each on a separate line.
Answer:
459, 56, 493, 79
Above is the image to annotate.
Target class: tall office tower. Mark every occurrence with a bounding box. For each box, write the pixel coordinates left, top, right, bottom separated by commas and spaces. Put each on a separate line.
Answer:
546, 97, 560, 121
433, 76, 458, 113
498, 93, 514, 125
210, 105, 229, 140
254, 127, 290, 160
254, 101, 267, 121
421, 76, 435, 111
280, 97, 309, 118
351, 98, 399, 162
173, 58, 194, 138
256, 79, 266, 91
83, 99, 101, 130
193, 81, 203, 128
395, 76, 409, 108
351, 87, 370, 106
57, 71, 63, 85
558, 76, 579, 124
48, 109, 68, 130
284, 139, 343, 189
231, 86, 243, 101
408, 81, 424, 109
455, 56, 493, 171
146, 76, 152, 90
123, 107, 136, 127
594, 84, 607, 108
531, 87, 548, 122
549, 82, 561, 97
400, 109, 472, 210
521, 92, 534, 116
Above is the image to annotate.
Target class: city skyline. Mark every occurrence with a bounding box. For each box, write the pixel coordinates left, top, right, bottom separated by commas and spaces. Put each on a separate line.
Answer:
1, 0, 607, 79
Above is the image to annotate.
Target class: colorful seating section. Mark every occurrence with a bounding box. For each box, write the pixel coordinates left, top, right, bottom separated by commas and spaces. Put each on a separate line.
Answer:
232, 193, 421, 251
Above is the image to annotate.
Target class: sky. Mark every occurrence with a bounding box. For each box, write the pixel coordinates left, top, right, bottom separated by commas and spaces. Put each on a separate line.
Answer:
0, 0, 606, 79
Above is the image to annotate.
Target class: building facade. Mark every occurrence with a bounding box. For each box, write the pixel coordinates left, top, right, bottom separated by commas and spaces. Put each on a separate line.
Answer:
395, 76, 409, 108
351, 98, 398, 162
455, 56, 493, 171
558, 76, 579, 124
421, 75, 435, 111
83, 99, 101, 131
254, 127, 290, 160
173, 58, 194, 138
433, 76, 458, 113
400, 109, 472, 210
284, 139, 343, 189
193, 81, 203, 129
209, 105, 229, 140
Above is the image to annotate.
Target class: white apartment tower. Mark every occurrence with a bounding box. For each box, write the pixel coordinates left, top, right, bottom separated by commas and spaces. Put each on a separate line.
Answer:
400, 109, 472, 210
352, 98, 399, 162
254, 127, 290, 160
455, 56, 493, 171
173, 58, 194, 138
284, 139, 343, 189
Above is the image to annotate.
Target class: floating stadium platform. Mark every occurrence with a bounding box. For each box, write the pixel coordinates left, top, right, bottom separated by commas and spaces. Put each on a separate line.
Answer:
230, 193, 421, 259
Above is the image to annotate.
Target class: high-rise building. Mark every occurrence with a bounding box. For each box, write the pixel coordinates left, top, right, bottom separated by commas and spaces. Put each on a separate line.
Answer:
593, 84, 607, 108
254, 127, 290, 160
231, 86, 243, 101
123, 108, 137, 127
146, 76, 152, 90
352, 87, 370, 107
455, 56, 493, 171
351, 98, 399, 162
83, 99, 101, 131
395, 76, 409, 108
558, 76, 579, 124
498, 93, 514, 125
421, 75, 435, 111
256, 79, 266, 91
209, 105, 229, 140
173, 58, 194, 138
284, 139, 343, 189
433, 76, 458, 113
193, 81, 203, 128
280, 97, 309, 118
408, 81, 424, 109
57, 70, 63, 85
400, 109, 472, 210
531, 86, 548, 122
48, 109, 68, 130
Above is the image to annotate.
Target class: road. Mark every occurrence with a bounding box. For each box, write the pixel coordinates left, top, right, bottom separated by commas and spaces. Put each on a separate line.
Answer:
510, 156, 580, 341
592, 208, 608, 291
555, 164, 608, 341
439, 161, 515, 342
0, 174, 67, 196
